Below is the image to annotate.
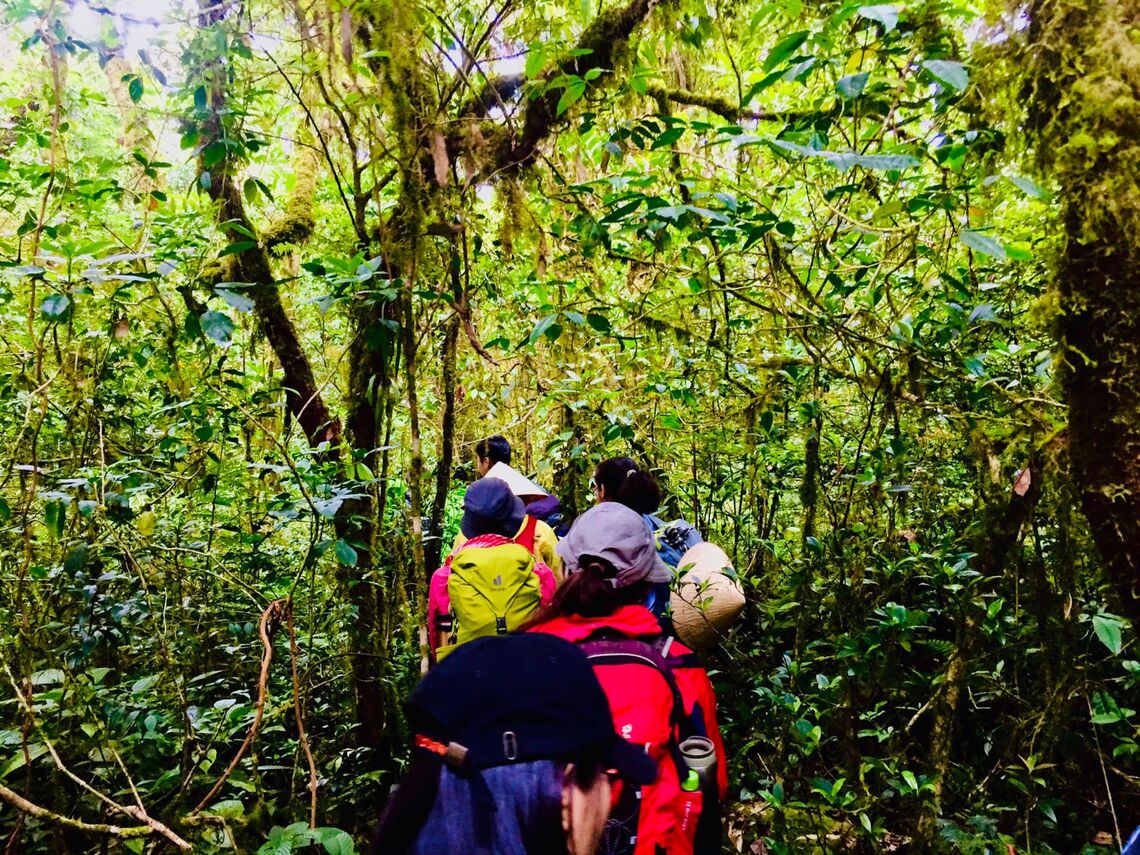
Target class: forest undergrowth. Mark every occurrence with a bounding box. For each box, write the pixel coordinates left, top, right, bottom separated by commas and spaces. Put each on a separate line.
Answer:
0, 0, 1137, 852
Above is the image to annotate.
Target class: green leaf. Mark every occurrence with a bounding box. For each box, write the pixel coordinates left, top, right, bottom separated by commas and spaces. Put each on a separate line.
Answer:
1008, 175, 1049, 200
44, 499, 65, 539
318, 828, 355, 855
600, 198, 643, 224
63, 544, 87, 573
651, 126, 685, 150
216, 288, 254, 313
193, 85, 207, 113
827, 152, 919, 171
556, 80, 586, 116
180, 129, 200, 150
764, 31, 809, 72
1, 743, 47, 780
199, 311, 235, 345
968, 304, 997, 324
836, 72, 868, 99
1092, 614, 1124, 655
0, 498, 10, 521
586, 312, 611, 333
902, 770, 918, 791
128, 75, 143, 103
528, 314, 559, 344
334, 539, 358, 567
960, 229, 1006, 260
858, 5, 899, 32
525, 42, 545, 78
219, 241, 257, 258
40, 293, 71, 321
923, 60, 969, 94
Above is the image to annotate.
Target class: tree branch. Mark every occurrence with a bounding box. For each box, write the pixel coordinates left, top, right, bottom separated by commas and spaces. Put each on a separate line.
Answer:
492, 0, 659, 170
643, 82, 795, 122
0, 784, 162, 843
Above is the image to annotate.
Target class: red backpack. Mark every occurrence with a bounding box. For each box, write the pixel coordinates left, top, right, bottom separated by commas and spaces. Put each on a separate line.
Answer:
579, 636, 715, 855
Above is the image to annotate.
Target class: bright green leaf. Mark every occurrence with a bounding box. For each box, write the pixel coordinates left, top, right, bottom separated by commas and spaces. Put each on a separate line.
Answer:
764, 31, 809, 72
924, 59, 969, 93
1092, 614, 1124, 655
960, 229, 1007, 260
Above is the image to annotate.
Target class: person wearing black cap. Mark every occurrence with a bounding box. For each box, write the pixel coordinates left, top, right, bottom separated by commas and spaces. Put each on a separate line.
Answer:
427, 479, 556, 662
371, 634, 656, 854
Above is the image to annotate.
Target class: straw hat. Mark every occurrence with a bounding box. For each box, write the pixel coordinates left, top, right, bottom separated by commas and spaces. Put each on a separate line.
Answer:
484, 462, 548, 500
670, 542, 745, 651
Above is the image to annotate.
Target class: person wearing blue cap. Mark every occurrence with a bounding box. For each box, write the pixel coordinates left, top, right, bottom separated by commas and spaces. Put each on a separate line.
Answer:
371, 634, 657, 854
427, 478, 556, 662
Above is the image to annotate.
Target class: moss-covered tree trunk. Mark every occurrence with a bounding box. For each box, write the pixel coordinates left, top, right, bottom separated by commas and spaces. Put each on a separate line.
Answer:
1027, 0, 1140, 623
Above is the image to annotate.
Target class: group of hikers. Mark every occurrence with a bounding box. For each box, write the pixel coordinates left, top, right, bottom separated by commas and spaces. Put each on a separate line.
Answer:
375, 437, 745, 855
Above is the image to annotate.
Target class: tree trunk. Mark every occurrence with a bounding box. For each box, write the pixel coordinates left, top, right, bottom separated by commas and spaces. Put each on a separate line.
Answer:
1027, 0, 1140, 623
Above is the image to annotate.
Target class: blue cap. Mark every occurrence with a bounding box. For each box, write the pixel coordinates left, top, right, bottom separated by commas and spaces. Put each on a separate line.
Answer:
406, 634, 656, 785
461, 478, 525, 539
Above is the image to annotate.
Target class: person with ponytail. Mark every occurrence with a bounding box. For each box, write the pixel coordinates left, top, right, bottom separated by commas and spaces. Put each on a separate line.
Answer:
371, 634, 656, 855
591, 458, 703, 620
527, 503, 728, 855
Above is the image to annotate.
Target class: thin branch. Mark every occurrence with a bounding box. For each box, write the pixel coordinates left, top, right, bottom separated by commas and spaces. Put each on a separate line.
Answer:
286, 603, 319, 828
190, 599, 285, 815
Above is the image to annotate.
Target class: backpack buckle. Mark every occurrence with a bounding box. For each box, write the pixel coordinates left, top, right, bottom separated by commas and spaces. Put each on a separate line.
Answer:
502, 730, 518, 761
495, 616, 508, 634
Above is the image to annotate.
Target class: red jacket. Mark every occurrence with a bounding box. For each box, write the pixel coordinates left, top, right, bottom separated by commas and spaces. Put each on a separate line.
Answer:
530, 605, 728, 853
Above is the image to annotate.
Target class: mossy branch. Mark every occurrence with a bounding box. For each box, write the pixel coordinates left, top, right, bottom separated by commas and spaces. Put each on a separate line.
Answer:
0, 783, 175, 843
643, 83, 796, 122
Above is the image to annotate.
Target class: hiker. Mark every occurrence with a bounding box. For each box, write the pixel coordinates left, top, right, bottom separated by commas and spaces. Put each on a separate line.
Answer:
591, 457, 703, 620
457, 434, 565, 573
527, 502, 728, 855
477, 433, 569, 537
372, 634, 657, 855
428, 478, 556, 662
475, 434, 513, 476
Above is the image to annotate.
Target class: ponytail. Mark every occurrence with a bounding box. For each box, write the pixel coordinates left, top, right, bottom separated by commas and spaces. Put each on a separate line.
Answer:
594, 457, 661, 515
524, 559, 649, 628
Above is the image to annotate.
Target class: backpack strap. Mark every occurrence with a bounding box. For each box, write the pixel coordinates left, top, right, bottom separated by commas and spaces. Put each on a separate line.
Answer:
513, 514, 540, 554
578, 637, 687, 732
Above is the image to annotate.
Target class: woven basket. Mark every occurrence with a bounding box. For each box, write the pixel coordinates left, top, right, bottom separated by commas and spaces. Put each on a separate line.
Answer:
670, 542, 745, 651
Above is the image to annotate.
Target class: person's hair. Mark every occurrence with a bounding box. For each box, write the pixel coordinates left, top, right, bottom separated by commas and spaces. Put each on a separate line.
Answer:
476, 435, 511, 465
594, 457, 661, 515
526, 558, 650, 627
372, 753, 603, 855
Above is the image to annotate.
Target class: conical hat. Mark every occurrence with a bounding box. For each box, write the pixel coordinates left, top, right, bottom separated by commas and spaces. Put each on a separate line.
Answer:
669, 542, 745, 651
485, 462, 549, 500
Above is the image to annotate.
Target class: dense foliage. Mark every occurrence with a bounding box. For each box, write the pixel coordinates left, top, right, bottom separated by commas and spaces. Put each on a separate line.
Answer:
0, 0, 1136, 852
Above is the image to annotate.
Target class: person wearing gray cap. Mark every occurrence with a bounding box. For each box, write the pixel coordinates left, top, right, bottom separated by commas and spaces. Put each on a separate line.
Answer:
526, 502, 727, 855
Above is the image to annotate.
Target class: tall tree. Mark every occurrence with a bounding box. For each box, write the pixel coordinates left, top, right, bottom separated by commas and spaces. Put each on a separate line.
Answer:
1027, 0, 1140, 623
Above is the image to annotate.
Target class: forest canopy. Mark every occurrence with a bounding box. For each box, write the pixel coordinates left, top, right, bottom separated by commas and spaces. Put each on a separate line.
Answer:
0, 0, 1137, 852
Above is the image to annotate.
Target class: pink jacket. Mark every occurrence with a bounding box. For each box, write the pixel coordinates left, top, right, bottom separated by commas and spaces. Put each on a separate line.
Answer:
427, 533, 556, 659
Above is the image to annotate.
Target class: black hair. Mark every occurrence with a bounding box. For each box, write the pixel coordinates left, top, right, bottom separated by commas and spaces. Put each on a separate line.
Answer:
594, 457, 661, 515
476, 435, 511, 465
525, 558, 650, 627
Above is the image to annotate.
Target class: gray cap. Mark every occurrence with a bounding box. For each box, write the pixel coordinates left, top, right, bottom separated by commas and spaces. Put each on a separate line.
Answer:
557, 502, 672, 586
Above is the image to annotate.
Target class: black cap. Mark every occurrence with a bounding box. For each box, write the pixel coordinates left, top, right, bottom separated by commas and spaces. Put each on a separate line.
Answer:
406, 634, 657, 786
460, 478, 525, 539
